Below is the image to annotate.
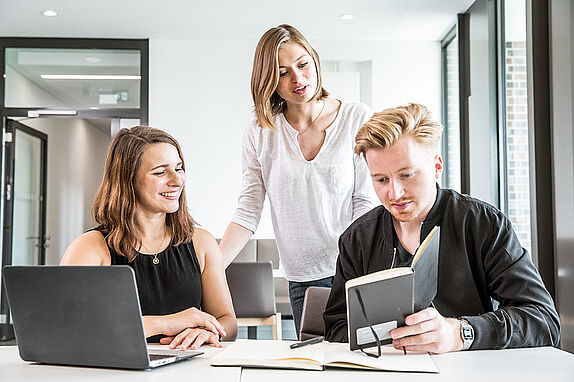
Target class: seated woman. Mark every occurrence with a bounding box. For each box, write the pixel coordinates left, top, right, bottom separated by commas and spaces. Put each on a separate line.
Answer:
61, 126, 237, 350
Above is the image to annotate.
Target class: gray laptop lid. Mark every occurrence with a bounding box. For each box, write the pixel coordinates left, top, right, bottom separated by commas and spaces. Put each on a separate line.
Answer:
3, 265, 164, 369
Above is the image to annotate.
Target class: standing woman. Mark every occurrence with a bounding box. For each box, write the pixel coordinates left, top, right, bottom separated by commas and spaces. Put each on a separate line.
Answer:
62, 126, 237, 350
219, 24, 377, 336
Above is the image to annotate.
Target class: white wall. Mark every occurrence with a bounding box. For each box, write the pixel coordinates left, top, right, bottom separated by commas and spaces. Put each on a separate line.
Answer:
21, 118, 110, 265
149, 38, 441, 239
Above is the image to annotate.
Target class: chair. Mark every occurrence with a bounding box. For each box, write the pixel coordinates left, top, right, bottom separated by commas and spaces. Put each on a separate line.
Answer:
225, 261, 282, 340
256, 239, 292, 317
299, 287, 331, 341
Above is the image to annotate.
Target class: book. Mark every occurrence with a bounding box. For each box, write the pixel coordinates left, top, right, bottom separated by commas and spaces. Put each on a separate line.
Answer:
345, 226, 440, 351
211, 339, 439, 373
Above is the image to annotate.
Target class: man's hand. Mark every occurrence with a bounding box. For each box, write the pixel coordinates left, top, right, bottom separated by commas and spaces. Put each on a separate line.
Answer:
389, 307, 463, 354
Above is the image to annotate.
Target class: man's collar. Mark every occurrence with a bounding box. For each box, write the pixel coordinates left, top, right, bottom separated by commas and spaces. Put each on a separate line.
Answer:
421, 184, 447, 237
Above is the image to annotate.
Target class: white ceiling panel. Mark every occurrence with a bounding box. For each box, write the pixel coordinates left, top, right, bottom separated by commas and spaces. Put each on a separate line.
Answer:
0, 0, 475, 41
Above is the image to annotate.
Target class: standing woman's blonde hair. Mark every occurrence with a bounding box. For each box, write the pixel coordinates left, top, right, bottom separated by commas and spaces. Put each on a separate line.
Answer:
251, 24, 329, 129
92, 126, 195, 261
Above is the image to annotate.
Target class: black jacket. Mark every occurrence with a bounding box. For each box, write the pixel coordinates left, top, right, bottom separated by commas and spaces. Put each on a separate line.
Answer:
323, 187, 560, 349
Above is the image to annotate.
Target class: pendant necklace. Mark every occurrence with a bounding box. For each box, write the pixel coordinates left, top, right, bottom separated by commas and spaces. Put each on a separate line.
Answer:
296, 100, 326, 141
141, 233, 167, 265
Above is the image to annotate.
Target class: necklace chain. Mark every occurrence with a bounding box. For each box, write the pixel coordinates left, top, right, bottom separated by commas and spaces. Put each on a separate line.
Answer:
296, 100, 326, 141
140, 233, 167, 265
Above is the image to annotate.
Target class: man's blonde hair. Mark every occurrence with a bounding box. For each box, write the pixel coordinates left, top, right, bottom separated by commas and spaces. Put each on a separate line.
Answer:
355, 103, 443, 156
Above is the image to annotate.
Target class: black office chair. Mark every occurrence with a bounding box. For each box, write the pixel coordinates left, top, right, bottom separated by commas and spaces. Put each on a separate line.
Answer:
299, 287, 331, 341
226, 262, 282, 340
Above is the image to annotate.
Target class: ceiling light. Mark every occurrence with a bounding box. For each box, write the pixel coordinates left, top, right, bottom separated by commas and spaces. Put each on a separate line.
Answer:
339, 14, 354, 21
41, 74, 141, 80
42, 10, 58, 17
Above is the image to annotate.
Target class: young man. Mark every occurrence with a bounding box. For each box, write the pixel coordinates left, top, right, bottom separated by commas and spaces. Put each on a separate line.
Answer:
323, 104, 560, 353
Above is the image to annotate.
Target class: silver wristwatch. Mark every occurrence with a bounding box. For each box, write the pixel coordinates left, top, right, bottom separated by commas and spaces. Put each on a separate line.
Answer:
458, 319, 474, 350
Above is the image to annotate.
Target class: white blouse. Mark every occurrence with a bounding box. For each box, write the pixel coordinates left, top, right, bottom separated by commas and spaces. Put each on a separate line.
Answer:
232, 102, 378, 282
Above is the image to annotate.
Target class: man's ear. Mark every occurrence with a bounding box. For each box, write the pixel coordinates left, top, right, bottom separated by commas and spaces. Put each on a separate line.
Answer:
434, 154, 444, 179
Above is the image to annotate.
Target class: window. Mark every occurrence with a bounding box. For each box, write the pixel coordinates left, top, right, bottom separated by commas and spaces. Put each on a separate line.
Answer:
500, 0, 531, 252
441, 29, 461, 192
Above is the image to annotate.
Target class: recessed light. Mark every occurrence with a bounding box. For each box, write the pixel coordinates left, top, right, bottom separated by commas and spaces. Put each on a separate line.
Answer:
85, 57, 101, 63
339, 14, 354, 21
42, 10, 58, 17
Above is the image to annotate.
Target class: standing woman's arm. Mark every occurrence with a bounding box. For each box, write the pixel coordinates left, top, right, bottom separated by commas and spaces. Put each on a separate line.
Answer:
220, 222, 254, 267
220, 125, 264, 266
194, 228, 238, 340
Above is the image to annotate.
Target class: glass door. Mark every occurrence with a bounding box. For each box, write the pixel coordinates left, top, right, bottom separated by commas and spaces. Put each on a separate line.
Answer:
0, 119, 47, 340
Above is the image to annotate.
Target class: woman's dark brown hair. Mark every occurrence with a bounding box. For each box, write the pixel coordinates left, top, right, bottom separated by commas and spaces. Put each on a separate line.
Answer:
92, 126, 195, 261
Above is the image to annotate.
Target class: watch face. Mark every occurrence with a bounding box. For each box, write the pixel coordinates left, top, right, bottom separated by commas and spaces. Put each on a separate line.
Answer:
458, 319, 474, 350
462, 326, 474, 340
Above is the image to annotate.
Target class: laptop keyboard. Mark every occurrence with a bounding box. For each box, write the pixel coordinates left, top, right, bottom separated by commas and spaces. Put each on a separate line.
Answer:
149, 354, 176, 361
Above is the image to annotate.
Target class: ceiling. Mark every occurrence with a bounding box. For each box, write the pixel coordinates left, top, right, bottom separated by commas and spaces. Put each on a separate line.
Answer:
0, 0, 475, 111
0, 0, 475, 41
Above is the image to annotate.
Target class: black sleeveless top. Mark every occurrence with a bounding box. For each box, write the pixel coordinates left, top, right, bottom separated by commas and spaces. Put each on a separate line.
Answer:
100, 231, 203, 342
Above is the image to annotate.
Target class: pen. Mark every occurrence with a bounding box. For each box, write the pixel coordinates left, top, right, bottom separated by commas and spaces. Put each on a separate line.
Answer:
290, 336, 324, 349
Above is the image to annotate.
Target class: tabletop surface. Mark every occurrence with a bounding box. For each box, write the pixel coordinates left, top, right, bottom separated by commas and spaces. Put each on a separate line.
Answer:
1, 342, 573, 381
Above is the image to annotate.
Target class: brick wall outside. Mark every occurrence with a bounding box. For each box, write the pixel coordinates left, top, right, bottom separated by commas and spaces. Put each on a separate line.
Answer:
505, 40, 531, 252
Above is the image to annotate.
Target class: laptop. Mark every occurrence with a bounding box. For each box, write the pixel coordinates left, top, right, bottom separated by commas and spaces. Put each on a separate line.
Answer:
2, 265, 203, 369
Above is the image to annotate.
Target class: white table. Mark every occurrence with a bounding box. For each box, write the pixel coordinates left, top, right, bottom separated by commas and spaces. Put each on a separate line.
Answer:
1, 343, 573, 381
242, 346, 574, 382
0, 344, 241, 382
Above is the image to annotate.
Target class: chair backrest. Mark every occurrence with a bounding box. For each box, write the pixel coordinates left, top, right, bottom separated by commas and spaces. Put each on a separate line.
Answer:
256, 239, 279, 268
299, 286, 331, 340
225, 261, 276, 318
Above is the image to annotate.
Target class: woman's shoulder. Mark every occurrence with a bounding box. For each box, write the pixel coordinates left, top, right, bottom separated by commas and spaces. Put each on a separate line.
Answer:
339, 102, 373, 119
191, 227, 220, 255
191, 227, 221, 272
192, 227, 216, 242
243, 115, 277, 140
332, 102, 374, 135
61, 230, 110, 265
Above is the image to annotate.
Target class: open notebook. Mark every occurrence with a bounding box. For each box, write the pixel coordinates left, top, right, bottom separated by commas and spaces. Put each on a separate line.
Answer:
211, 339, 439, 373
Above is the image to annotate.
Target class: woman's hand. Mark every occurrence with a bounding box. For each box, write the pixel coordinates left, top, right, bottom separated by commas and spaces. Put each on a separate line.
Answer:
160, 328, 221, 350
144, 307, 227, 339
163, 307, 227, 337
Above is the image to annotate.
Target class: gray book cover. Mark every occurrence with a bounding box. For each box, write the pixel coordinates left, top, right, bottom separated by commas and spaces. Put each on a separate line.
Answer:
346, 227, 440, 351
